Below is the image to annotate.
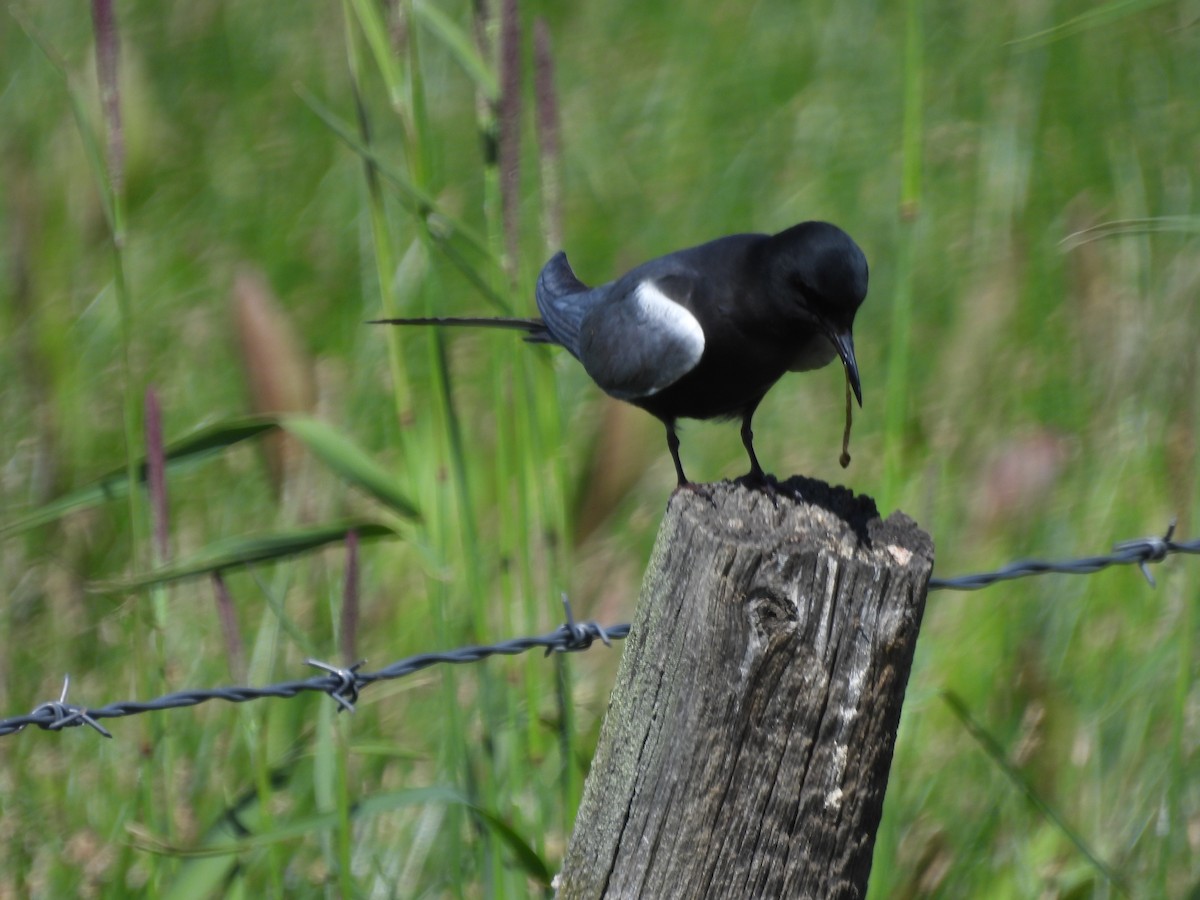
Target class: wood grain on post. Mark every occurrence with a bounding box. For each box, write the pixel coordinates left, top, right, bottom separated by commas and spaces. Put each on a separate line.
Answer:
556, 478, 934, 899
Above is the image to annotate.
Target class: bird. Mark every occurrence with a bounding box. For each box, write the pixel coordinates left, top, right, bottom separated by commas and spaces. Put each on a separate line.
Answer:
372, 221, 867, 488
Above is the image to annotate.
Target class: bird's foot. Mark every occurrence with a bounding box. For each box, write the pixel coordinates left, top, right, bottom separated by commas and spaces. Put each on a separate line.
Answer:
734, 469, 781, 507
672, 480, 717, 508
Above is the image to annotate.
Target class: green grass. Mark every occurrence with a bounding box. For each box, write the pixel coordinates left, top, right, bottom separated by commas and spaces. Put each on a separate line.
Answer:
1, 0, 1197, 896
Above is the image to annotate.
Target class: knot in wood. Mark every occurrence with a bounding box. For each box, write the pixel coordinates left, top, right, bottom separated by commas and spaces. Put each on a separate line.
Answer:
746, 586, 797, 642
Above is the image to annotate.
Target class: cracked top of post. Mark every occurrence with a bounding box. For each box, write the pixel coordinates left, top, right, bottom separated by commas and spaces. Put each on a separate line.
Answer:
669, 477, 934, 568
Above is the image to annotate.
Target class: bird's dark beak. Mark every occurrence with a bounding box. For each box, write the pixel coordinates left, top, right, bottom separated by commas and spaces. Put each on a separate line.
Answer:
830, 330, 862, 406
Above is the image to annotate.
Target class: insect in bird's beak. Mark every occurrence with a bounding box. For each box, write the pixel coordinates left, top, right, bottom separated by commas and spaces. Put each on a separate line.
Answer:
828, 330, 862, 407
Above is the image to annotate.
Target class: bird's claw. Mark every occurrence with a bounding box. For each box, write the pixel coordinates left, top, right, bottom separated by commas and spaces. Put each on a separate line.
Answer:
734, 470, 780, 508
673, 481, 717, 508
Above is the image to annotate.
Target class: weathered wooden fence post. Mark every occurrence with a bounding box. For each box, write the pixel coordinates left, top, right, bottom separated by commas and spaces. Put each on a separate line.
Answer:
556, 478, 934, 899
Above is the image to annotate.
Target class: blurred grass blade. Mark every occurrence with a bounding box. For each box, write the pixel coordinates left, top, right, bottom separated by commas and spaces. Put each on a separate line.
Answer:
0, 415, 280, 537
13, 6, 116, 230
2, 414, 417, 536
211, 573, 246, 681
1010, 0, 1176, 47
900, 0, 923, 218
141, 784, 549, 886
91, 520, 397, 591
412, 0, 498, 98
941, 692, 1128, 894
279, 416, 418, 519
533, 17, 563, 251
345, 0, 406, 108
154, 415, 282, 461
145, 387, 170, 562
881, 0, 923, 508
141, 787, 464, 858
340, 530, 360, 664
497, 0, 522, 274
1061, 215, 1200, 250
296, 86, 495, 262
470, 805, 552, 887
296, 86, 510, 311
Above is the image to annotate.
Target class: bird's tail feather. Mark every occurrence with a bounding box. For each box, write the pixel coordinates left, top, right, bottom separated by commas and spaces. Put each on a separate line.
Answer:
536, 251, 589, 301
369, 315, 549, 337
535, 252, 591, 356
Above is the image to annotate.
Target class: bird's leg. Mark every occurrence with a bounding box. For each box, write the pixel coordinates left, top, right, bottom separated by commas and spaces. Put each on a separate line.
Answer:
664, 419, 689, 487
664, 420, 714, 504
740, 414, 766, 484
735, 404, 779, 502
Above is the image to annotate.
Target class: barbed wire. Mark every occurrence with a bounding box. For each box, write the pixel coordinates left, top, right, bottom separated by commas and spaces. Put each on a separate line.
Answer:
1, 523, 1193, 741
0, 598, 628, 739
927, 521, 1192, 590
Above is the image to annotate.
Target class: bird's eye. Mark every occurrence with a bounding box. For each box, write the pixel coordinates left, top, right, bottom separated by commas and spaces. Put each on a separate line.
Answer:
790, 276, 822, 307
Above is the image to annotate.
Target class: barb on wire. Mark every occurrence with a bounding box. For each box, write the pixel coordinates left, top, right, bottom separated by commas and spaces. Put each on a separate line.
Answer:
552, 592, 613, 654
928, 521, 1194, 591
304, 659, 366, 713
28, 676, 113, 739
0, 601, 630, 740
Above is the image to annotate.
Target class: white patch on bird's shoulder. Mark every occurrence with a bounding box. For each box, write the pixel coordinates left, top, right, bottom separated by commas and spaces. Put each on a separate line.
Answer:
634, 281, 705, 394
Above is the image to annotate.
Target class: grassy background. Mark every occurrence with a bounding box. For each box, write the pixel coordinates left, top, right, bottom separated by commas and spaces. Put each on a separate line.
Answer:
2, 0, 1198, 896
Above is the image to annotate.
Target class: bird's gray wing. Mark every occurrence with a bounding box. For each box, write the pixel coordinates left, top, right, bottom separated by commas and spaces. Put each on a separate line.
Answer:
577, 274, 706, 401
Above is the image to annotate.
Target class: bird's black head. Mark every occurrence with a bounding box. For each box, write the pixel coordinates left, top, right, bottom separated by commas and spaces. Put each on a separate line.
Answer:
762, 220, 868, 403
766, 221, 868, 325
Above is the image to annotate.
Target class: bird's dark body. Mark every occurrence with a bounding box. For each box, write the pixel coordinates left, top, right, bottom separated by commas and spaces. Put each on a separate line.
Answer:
593, 235, 795, 421
373, 221, 868, 487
